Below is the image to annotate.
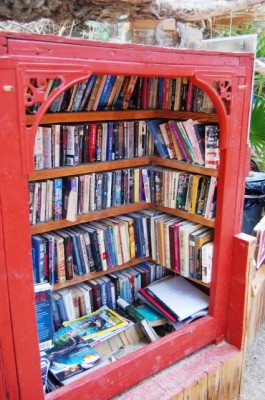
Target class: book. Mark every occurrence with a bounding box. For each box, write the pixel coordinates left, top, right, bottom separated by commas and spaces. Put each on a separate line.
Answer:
134, 303, 167, 327
46, 325, 103, 385
188, 226, 211, 278
201, 241, 214, 283
182, 119, 204, 165
34, 283, 53, 351
205, 125, 220, 169
116, 298, 159, 342
146, 275, 209, 321
138, 287, 178, 323
146, 119, 169, 158
40, 351, 50, 394
179, 222, 202, 277
63, 306, 129, 341
253, 215, 265, 269
167, 120, 191, 163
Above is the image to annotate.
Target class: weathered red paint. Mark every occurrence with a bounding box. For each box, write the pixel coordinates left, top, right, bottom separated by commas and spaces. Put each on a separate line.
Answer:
0, 31, 254, 399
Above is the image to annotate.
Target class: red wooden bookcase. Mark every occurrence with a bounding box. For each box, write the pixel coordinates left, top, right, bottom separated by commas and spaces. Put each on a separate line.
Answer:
0, 31, 254, 400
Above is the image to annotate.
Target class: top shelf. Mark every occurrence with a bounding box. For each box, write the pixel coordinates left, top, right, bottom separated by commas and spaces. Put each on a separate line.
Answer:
26, 110, 219, 125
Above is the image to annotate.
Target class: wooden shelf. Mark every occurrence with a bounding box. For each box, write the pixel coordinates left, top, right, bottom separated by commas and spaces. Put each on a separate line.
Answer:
151, 204, 215, 228
28, 157, 151, 181
152, 157, 219, 177
31, 202, 215, 234
53, 256, 153, 290
26, 110, 218, 126
28, 156, 218, 181
30, 202, 149, 234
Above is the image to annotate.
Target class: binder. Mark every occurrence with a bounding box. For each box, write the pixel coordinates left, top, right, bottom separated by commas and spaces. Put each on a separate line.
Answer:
146, 275, 209, 321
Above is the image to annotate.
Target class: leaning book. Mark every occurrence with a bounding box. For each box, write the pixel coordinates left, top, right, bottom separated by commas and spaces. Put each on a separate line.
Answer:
46, 325, 104, 385
63, 306, 129, 341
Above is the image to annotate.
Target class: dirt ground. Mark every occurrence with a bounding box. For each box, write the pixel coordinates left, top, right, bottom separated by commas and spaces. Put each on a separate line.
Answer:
239, 320, 265, 399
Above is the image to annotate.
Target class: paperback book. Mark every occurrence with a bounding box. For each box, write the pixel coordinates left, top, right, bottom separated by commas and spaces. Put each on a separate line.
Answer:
46, 326, 103, 385
63, 306, 129, 341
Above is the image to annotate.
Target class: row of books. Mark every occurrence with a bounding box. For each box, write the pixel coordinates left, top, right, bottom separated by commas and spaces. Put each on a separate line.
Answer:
33, 119, 220, 171
31, 209, 158, 285
149, 212, 214, 282
34, 121, 155, 170
142, 167, 217, 219
147, 119, 219, 169
31, 209, 213, 286
28, 75, 216, 114
52, 261, 165, 329
29, 168, 145, 225
29, 166, 217, 226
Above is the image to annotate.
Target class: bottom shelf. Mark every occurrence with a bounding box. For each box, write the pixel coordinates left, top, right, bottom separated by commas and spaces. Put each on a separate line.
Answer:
39, 272, 211, 396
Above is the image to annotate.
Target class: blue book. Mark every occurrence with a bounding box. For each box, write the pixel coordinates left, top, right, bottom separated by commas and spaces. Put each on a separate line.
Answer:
53, 178, 63, 221
32, 235, 47, 284
53, 292, 68, 323
100, 276, 114, 309
106, 122, 114, 161
146, 119, 169, 158
79, 74, 97, 110
157, 78, 164, 109
34, 283, 53, 351
97, 75, 116, 110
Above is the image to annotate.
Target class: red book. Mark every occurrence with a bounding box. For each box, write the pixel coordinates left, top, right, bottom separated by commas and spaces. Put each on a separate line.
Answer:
138, 287, 178, 323
88, 123, 97, 162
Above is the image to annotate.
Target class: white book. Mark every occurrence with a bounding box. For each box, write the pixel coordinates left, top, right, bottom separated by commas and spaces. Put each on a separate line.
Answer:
141, 168, 151, 203
201, 241, 214, 284
170, 171, 180, 209
42, 126, 52, 169
34, 127, 44, 170
45, 180, 53, 221
82, 174, 91, 214
32, 182, 40, 225
89, 173, 96, 212
179, 222, 202, 277
58, 288, 76, 321
39, 181, 47, 222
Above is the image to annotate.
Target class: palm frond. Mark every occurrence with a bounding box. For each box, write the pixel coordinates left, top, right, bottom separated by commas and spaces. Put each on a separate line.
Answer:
250, 97, 265, 152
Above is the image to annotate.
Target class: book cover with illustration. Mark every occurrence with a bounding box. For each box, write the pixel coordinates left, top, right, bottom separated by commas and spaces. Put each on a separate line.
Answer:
63, 306, 129, 341
46, 326, 103, 384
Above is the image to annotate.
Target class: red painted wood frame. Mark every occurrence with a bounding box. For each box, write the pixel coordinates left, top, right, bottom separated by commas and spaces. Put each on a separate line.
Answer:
0, 32, 254, 400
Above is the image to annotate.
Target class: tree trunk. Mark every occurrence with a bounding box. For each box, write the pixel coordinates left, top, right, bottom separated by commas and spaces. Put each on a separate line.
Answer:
0, 0, 264, 23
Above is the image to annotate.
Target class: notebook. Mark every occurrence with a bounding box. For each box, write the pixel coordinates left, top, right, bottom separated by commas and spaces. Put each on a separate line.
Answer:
138, 287, 178, 323
146, 275, 209, 321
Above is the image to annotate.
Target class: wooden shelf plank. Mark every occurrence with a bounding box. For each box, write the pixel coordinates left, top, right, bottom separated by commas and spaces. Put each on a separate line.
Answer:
26, 110, 218, 125
28, 156, 218, 181
151, 204, 215, 228
152, 157, 219, 177
30, 202, 149, 234
28, 157, 151, 181
53, 256, 152, 290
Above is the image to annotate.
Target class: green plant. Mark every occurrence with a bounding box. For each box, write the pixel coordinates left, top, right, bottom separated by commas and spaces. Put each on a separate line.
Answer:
249, 96, 265, 171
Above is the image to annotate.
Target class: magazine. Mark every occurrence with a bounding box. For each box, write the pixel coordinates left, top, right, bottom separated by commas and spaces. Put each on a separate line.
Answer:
63, 306, 129, 341
46, 326, 103, 384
